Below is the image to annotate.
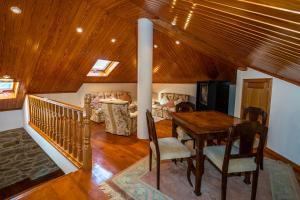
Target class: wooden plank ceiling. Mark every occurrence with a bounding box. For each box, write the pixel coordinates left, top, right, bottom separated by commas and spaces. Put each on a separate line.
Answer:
0, 0, 299, 110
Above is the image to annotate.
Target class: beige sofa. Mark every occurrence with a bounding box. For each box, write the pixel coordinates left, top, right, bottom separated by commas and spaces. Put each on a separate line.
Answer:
89, 91, 137, 123
152, 93, 189, 119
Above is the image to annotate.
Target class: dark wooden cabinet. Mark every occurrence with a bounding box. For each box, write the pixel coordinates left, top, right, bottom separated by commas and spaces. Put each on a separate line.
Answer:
196, 81, 231, 114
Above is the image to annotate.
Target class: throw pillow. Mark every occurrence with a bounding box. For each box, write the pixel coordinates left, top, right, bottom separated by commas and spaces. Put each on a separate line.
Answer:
165, 100, 175, 108
174, 98, 183, 105
119, 93, 132, 103
159, 96, 169, 105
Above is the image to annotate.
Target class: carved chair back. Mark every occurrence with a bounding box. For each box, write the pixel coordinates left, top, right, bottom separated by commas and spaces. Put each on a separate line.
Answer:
146, 110, 160, 157
243, 107, 267, 126
175, 102, 195, 113
223, 122, 268, 172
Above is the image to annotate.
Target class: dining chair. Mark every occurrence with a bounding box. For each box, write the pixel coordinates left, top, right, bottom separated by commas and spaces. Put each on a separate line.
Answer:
203, 122, 268, 200
234, 106, 268, 169
175, 102, 195, 145
146, 110, 192, 190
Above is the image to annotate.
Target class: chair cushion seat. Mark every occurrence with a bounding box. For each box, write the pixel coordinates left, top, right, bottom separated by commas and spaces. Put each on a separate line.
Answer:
150, 137, 191, 160
204, 145, 257, 173
129, 111, 138, 118
176, 126, 192, 141
233, 137, 260, 149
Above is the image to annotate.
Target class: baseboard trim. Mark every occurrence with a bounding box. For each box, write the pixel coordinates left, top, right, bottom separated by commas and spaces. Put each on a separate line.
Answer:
265, 147, 300, 173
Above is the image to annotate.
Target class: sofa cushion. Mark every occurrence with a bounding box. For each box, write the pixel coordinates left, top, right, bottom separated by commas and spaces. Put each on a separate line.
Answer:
159, 95, 169, 105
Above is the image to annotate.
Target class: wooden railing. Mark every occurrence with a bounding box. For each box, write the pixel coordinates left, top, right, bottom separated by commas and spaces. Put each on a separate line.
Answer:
28, 95, 92, 170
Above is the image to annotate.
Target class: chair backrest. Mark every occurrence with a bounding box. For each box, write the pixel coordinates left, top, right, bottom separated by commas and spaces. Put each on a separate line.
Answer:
146, 110, 160, 156
175, 102, 195, 112
222, 122, 268, 172
102, 102, 131, 135
243, 107, 268, 126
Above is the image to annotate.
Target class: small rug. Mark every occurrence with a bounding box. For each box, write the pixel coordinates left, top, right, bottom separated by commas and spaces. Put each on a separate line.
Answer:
99, 157, 300, 200
0, 128, 61, 189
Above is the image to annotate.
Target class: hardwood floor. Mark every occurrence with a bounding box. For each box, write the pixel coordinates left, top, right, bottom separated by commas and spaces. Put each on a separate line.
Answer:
12, 120, 300, 199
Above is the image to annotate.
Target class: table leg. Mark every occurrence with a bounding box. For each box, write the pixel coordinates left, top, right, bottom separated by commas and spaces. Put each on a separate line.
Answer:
194, 138, 204, 196
172, 118, 178, 138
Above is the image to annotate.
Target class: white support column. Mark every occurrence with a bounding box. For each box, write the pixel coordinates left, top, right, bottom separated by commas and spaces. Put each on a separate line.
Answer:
137, 18, 153, 139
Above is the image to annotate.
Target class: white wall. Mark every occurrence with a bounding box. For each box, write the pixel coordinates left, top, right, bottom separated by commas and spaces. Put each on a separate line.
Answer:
0, 110, 23, 132
38, 83, 198, 107
38, 93, 80, 107
152, 83, 197, 104
235, 68, 300, 165
77, 83, 138, 107
23, 96, 77, 173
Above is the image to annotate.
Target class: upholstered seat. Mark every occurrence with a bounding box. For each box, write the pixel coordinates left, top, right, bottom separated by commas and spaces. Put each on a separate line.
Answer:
150, 137, 191, 160
176, 126, 192, 141
204, 145, 257, 173
233, 138, 260, 149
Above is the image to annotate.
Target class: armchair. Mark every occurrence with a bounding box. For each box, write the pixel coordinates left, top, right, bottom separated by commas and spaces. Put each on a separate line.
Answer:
101, 99, 137, 136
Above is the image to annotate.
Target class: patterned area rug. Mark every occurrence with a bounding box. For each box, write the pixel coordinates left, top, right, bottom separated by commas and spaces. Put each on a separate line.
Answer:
99, 156, 300, 200
0, 128, 60, 189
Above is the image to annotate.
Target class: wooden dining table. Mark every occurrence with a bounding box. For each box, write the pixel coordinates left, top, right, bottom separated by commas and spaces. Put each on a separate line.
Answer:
172, 111, 244, 196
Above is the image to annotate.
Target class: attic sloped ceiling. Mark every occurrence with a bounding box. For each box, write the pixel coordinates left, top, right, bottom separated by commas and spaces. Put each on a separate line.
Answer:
0, 0, 299, 110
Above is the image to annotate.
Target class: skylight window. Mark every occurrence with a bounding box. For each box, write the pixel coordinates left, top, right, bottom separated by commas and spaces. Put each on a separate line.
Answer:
87, 59, 119, 77
0, 79, 19, 99
0, 81, 14, 91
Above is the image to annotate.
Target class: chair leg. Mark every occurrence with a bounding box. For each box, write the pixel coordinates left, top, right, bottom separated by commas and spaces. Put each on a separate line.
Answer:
244, 172, 251, 184
251, 170, 259, 200
221, 173, 228, 200
157, 159, 160, 190
149, 149, 152, 171
260, 156, 264, 170
187, 158, 193, 187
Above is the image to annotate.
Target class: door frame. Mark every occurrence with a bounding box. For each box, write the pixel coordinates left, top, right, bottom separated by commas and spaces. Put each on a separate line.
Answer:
240, 78, 273, 126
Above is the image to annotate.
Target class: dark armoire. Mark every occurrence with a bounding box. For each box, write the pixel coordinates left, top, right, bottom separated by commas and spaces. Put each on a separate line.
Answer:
196, 81, 231, 114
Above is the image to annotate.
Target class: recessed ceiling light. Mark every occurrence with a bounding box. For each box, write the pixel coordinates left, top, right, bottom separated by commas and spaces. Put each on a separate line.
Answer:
175, 40, 180, 45
171, 21, 176, 26
76, 27, 83, 33
2, 75, 11, 79
10, 6, 22, 14
154, 44, 158, 48
111, 38, 116, 43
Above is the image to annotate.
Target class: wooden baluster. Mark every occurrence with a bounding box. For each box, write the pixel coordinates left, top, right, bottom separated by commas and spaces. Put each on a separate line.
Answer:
41, 100, 46, 132
45, 101, 50, 135
28, 97, 33, 123
72, 110, 77, 158
54, 105, 59, 143
83, 94, 92, 170
62, 107, 67, 149
31, 98, 36, 125
66, 109, 72, 153
59, 106, 64, 147
49, 103, 54, 140
38, 99, 42, 130
77, 111, 83, 162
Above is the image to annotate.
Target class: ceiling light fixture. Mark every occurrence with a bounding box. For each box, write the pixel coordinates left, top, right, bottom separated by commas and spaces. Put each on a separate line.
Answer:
2, 75, 11, 79
175, 40, 180, 45
154, 44, 158, 48
76, 27, 83, 33
10, 6, 22, 14
111, 38, 116, 43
